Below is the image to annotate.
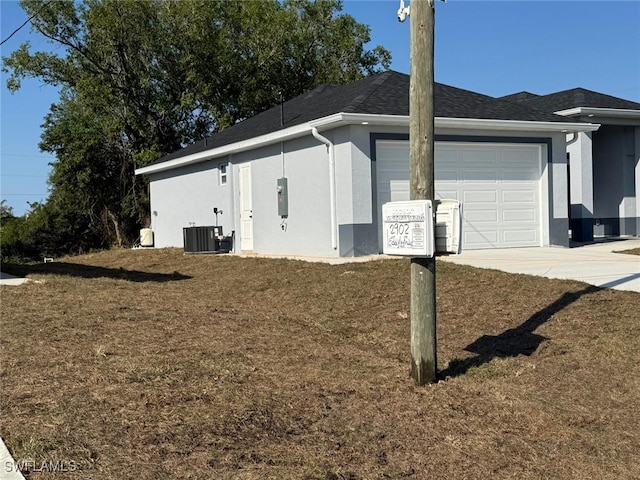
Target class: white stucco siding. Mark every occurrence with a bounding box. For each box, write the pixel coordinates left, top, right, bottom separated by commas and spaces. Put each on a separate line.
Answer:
566, 132, 594, 241
549, 132, 570, 242
348, 125, 375, 225
246, 136, 337, 256
567, 132, 594, 214
145, 122, 576, 255
332, 127, 356, 226
149, 159, 233, 248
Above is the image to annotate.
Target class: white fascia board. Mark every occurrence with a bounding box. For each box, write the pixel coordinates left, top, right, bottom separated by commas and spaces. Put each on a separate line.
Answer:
330, 113, 599, 133
135, 113, 390, 175
135, 112, 600, 176
435, 117, 600, 133
329, 113, 409, 127
135, 122, 314, 175
554, 107, 640, 119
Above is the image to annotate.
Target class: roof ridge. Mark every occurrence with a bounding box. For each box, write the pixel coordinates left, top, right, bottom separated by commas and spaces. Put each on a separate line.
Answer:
534, 86, 629, 101
517, 86, 640, 110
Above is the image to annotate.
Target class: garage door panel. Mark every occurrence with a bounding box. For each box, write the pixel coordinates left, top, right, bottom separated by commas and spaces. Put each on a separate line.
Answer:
463, 190, 497, 203
502, 169, 538, 182
378, 167, 405, 177
503, 229, 538, 244
462, 169, 498, 182
461, 150, 497, 164
436, 190, 459, 200
435, 151, 458, 166
464, 229, 499, 248
465, 210, 499, 223
500, 148, 538, 165
376, 140, 542, 250
389, 180, 409, 201
503, 208, 536, 222
502, 190, 536, 203
437, 169, 458, 182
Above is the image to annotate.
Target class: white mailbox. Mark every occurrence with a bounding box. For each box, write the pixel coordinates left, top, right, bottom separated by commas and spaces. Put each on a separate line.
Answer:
435, 199, 462, 254
382, 200, 435, 257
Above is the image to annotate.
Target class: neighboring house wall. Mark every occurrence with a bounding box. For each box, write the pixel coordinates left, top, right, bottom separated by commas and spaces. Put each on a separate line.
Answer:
592, 125, 640, 236
149, 159, 233, 248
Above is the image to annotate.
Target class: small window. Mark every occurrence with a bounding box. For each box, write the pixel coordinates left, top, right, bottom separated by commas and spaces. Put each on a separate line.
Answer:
219, 164, 227, 185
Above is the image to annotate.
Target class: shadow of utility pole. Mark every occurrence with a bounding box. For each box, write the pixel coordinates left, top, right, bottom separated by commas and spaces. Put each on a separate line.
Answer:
440, 284, 602, 380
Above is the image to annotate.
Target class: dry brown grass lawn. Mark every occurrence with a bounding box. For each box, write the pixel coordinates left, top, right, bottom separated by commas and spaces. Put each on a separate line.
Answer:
618, 247, 640, 256
1, 248, 639, 479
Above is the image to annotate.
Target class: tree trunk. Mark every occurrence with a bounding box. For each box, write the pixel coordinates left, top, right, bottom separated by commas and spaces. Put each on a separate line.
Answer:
107, 209, 123, 247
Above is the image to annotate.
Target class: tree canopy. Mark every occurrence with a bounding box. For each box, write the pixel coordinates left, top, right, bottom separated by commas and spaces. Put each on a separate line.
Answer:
2, 0, 391, 258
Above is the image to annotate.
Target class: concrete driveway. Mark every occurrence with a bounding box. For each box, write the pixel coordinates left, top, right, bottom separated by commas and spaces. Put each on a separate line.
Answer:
439, 238, 640, 292
0, 272, 28, 286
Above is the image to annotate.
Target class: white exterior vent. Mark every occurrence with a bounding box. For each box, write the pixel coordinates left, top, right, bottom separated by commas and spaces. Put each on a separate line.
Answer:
435, 199, 462, 254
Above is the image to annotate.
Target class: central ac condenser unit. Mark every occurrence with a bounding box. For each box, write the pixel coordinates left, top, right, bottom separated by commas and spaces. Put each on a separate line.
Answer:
183, 226, 221, 253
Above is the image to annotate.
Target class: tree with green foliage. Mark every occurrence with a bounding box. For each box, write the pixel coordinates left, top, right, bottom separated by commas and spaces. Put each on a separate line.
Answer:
2, 0, 390, 256
0, 200, 14, 220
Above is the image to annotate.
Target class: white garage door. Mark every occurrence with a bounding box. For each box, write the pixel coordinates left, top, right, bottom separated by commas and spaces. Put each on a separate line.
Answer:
376, 140, 543, 250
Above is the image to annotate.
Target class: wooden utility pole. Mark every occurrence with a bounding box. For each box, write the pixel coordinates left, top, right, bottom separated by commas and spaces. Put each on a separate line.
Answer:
409, 0, 437, 385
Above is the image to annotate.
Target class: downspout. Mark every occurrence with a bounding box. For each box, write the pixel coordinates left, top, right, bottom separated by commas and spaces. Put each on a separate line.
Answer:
566, 132, 578, 146
311, 127, 338, 250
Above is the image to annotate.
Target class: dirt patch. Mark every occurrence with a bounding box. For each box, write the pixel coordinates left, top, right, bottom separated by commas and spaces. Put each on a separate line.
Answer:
1, 248, 639, 479
617, 247, 640, 256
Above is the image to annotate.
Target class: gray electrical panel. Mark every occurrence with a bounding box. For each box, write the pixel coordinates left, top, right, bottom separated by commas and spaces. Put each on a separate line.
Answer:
277, 177, 288, 217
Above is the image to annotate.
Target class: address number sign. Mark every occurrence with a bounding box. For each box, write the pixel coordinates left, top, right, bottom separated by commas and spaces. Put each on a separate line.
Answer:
382, 200, 434, 257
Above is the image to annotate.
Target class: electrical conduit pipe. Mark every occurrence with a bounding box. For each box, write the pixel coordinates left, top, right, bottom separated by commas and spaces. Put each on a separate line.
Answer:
311, 127, 338, 250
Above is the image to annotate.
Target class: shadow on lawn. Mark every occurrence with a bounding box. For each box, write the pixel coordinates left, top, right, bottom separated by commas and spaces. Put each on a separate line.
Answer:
440, 284, 601, 380
1, 262, 191, 283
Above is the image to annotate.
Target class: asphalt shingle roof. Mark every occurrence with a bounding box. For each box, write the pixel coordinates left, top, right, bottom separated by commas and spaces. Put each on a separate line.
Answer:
155, 70, 578, 164
500, 87, 640, 113
500, 91, 540, 103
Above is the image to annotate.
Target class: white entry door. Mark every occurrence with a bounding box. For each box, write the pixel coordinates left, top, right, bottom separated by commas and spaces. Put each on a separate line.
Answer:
376, 140, 543, 250
239, 163, 254, 251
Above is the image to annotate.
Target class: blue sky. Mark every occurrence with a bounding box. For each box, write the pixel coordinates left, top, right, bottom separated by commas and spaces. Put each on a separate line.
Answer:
1, 0, 639, 216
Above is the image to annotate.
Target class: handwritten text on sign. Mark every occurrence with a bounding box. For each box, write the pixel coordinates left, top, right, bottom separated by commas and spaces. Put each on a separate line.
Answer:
382, 200, 434, 257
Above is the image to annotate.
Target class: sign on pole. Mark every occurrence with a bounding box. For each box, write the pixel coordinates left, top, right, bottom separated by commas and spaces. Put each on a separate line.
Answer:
382, 200, 434, 257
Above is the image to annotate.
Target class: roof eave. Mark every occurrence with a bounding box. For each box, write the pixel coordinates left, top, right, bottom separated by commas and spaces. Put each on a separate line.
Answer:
134, 122, 314, 176
435, 117, 600, 133
554, 107, 640, 119
316, 113, 599, 133
135, 114, 599, 176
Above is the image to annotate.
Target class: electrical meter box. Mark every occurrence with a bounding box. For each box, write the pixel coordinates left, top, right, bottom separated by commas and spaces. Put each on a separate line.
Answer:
277, 177, 288, 217
382, 200, 434, 257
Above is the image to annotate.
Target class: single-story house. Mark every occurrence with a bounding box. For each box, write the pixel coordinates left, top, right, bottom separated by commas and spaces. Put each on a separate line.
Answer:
501, 88, 640, 242
135, 70, 605, 257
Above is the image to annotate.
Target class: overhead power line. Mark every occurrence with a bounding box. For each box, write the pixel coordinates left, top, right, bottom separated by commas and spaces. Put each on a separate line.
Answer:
0, 0, 53, 47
